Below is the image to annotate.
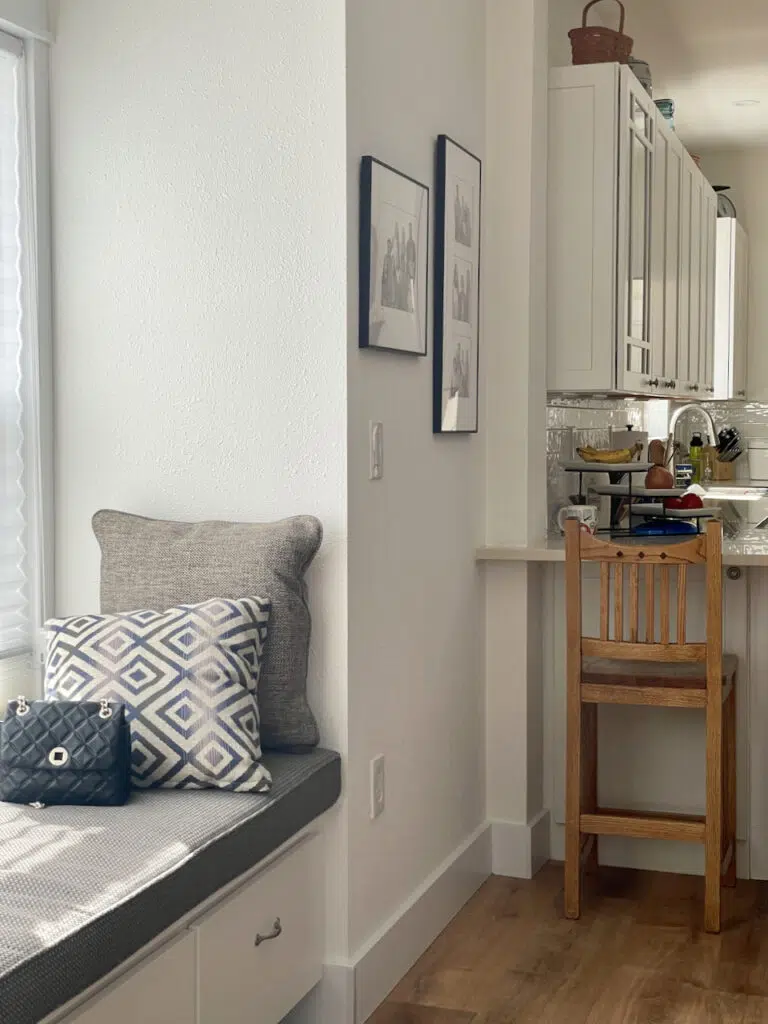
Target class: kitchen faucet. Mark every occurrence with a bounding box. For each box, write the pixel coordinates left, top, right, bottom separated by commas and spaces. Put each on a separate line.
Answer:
667, 403, 718, 470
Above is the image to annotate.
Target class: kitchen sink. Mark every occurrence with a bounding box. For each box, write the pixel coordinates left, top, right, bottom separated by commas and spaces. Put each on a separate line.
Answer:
700, 485, 768, 501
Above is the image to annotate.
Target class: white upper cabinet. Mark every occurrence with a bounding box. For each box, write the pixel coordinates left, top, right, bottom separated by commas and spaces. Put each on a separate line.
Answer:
713, 219, 749, 400
617, 68, 655, 393
547, 63, 618, 393
650, 120, 682, 393
548, 63, 717, 398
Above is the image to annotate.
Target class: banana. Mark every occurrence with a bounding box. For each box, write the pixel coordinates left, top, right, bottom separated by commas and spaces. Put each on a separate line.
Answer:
576, 442, 643, 465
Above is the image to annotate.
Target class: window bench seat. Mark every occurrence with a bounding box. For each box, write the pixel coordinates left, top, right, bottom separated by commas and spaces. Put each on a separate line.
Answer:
0, 749, 341, 1024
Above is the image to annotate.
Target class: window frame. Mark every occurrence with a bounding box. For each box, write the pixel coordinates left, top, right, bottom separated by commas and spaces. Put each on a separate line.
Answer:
0, 31, 54, 686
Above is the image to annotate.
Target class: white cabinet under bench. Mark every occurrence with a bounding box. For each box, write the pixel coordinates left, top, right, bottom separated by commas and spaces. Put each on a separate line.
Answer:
61, 835, 322, 1024
548, 62, 717, 399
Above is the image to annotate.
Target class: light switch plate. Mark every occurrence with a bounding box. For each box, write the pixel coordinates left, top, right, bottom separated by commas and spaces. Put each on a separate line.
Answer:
370, 421, 383, 480
370, 754, 385, 819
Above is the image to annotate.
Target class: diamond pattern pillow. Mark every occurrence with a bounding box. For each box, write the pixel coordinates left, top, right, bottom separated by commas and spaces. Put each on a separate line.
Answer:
44, 597, 272, 793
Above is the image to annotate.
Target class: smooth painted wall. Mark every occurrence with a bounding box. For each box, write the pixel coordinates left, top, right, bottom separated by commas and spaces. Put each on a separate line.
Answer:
346, 0, 486, 955
699, 147, 768, 401
50, 0, 349, 951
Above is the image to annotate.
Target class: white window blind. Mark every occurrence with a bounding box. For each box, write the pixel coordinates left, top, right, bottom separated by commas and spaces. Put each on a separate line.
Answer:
0, 33, 44, 709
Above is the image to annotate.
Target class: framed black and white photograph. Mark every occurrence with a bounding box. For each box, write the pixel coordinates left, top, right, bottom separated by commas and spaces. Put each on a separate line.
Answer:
359, 156, 429, 355
433, 136, 481, 433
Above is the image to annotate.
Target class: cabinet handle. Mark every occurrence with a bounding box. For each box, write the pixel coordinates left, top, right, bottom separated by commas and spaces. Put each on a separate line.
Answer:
705, 386, 715, 393
644, 378, 659, 387
254, 918, 282, 947
663, 379, 676, 389
690, 383, 700, 391
737, 389, 747, 397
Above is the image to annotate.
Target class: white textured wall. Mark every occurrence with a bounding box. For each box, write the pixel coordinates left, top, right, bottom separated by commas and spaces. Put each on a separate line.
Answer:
50, 0, 349, 953
698, 148, 768, 401
346, 0, 486, 956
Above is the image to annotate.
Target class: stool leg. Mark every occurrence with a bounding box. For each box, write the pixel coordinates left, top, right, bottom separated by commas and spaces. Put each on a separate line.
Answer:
723, 682, 737, 888
705, 689, 723, 933
565, 689, 582, 920
583, 703, 598, 874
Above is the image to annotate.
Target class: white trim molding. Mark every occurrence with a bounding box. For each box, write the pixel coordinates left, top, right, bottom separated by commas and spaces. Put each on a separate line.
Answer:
353, 823, 491, 1024
284, 962, 356, 1024
288, 818, 561, 1023
491, 810, 550, 878
0, 1, 51, 43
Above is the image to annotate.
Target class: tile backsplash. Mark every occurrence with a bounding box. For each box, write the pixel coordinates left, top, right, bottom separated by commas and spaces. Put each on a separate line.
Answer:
546, 398, 768, 533
546, 397, 645, 533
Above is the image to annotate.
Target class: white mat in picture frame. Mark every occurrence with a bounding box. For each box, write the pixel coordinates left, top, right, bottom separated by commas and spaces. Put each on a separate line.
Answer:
433, 135, 481, 434
359, 156, 429, 356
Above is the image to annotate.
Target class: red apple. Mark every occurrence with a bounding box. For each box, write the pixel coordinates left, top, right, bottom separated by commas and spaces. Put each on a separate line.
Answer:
680, 494, 704, 509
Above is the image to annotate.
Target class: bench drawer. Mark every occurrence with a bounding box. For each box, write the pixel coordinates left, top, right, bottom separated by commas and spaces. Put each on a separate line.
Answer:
65, 932, 196, 1024
195, 835, 322, 1024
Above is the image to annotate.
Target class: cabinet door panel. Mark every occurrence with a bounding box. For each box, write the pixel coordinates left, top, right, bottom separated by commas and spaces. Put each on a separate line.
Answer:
734, 222, 749, 398
677, 159, 693, 392
703, 192, 718, 395
687, 167, 703, 395
617, 68, 655, 393
65, 933, 196, 1024
195, 837, 322, 1024
650, 122, 683, 391
547, 64, 619, 391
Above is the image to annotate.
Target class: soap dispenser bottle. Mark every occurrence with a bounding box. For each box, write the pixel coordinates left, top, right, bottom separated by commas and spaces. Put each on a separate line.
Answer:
689, 431, 704, 484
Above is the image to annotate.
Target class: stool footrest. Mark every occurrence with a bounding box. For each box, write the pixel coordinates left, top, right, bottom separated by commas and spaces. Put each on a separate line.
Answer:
580, 808, 705, 843
581, 682, 706, 707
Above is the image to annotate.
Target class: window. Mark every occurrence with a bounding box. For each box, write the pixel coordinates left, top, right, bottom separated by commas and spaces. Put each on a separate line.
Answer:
0, 31, 50, 709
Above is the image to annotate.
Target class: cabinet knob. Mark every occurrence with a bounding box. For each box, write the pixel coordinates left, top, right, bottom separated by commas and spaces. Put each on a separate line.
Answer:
663, 379, 676, 389
690, 383, 700, 391
705, 386, 715, 393
644, 378, 659, 388
737, 389, 747, 397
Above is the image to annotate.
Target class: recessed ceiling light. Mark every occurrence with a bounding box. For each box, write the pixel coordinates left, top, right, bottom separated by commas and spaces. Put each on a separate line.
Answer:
733, 99, 760, 107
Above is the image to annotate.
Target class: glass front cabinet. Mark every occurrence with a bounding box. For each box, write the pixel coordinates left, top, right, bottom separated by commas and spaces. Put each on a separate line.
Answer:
547, 62, 717, 397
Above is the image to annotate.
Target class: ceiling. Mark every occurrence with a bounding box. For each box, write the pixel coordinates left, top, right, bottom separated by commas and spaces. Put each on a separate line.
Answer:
620, 0, 768, 149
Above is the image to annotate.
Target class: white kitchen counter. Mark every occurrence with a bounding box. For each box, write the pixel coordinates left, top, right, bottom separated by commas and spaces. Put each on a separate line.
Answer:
477, 528, 768, 566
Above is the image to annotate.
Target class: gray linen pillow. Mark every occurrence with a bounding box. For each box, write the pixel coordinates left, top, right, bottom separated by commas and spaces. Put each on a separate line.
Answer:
92, 510, 322, 750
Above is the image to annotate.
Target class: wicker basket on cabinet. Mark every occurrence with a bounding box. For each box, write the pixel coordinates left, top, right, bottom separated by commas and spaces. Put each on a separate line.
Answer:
569, 0, 633, 65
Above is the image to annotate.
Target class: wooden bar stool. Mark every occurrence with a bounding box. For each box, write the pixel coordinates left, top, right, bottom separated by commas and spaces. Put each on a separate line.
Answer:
563, 518, 737, 933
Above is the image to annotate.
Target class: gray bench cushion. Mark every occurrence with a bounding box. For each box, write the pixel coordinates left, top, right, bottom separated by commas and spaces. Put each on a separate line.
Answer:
0, 749, 341, 1024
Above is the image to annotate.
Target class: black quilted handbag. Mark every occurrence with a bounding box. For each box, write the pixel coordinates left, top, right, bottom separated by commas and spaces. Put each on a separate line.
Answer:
0, 697, 131, 806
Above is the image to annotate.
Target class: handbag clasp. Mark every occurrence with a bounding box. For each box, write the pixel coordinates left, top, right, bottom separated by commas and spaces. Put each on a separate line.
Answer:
15, 695, 29, 717
48, 747, 69, 767
98, 699, 113, 720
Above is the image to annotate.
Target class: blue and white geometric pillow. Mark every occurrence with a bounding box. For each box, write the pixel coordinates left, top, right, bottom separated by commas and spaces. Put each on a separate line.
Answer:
44, 597, 272, 793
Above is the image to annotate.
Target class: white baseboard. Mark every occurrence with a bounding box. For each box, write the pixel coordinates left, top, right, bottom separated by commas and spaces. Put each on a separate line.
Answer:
491, 810, 550, 878
352, 822, 491, 1024
284, 961, 355, 1024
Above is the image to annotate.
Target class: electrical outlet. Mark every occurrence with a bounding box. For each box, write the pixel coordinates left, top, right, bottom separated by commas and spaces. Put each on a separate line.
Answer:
370, 754, 385, 819
370, 421, 383, 480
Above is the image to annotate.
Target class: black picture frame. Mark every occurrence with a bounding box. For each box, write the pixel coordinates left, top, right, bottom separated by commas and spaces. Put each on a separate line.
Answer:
433, 135, 482, 433
359, 156, 429, 355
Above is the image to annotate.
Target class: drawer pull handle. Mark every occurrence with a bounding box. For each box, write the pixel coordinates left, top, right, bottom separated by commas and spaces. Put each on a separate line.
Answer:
255, 918, 282, 947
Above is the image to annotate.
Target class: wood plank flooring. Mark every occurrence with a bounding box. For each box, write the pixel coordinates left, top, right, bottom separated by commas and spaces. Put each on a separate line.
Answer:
367, 863, 768, 1023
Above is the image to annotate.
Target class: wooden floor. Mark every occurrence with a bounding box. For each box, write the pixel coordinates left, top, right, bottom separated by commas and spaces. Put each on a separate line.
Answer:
367, 863, 768, 1023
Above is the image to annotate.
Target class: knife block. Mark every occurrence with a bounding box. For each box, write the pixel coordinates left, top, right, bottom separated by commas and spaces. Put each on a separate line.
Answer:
712, 459, 734, 482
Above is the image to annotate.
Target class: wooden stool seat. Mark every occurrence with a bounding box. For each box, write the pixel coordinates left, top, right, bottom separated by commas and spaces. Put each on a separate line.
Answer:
564, 520, 737, 933
581, 654, 737, 708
